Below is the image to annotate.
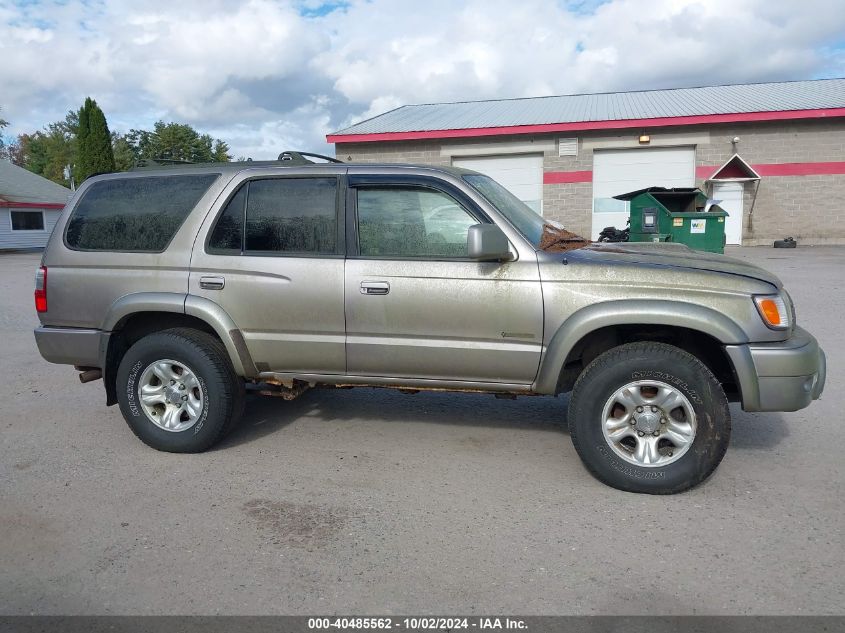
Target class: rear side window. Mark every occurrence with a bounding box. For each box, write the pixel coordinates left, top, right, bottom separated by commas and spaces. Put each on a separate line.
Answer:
65, 174, 218, 252
207, 186, 246, 254
208, 177, 338, 255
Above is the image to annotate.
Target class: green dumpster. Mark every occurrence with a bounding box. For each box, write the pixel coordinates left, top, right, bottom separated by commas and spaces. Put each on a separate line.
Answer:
615, 187, 729, 254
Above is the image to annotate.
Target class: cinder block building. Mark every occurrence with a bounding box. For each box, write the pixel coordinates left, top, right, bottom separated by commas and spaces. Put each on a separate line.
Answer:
328, 78, 845, 245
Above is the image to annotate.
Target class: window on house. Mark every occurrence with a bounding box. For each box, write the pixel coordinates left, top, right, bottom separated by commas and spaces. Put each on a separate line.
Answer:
10, 210, 45, 231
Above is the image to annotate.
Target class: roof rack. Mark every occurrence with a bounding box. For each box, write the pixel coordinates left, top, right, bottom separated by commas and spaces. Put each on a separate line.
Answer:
278, 151, 344, 164
132, 158, 199, 169
130, 150, 344, 171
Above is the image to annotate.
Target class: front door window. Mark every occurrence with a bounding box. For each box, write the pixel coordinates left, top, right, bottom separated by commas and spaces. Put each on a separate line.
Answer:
356, 187, 478, 258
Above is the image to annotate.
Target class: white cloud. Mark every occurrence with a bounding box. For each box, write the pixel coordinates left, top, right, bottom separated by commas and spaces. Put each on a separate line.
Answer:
1, 0, 843, 157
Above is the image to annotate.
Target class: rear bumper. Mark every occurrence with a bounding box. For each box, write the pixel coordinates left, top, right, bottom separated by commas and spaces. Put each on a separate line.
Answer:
34, 326, 108, 368
725, 326, 826, 412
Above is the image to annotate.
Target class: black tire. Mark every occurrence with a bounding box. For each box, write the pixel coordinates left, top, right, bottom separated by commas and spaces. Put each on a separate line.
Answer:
568, 342, 730, 494
773, 238, 797, 248
116, 328, 245, 452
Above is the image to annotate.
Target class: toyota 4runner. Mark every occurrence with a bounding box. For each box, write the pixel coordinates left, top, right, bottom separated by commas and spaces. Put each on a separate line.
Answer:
34, 152, 826, 494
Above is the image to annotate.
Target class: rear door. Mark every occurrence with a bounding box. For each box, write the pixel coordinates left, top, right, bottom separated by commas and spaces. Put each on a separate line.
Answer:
189, 167, 347, 374
343, 174, 544, 385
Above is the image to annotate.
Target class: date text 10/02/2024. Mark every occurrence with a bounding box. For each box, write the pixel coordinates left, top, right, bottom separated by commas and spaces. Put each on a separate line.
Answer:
307, 617, 528, 630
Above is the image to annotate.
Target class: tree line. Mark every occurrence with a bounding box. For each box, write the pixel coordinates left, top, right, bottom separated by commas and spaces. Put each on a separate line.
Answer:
0, 99, 232, 188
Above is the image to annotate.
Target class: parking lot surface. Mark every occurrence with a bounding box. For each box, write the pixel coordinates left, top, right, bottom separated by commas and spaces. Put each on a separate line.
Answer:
1, 246, 842, 615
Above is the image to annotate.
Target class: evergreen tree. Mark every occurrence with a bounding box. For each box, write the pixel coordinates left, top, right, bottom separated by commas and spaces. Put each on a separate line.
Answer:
74, 100, 90, 183
213, 139, 232, 162
75, 97, 115, 182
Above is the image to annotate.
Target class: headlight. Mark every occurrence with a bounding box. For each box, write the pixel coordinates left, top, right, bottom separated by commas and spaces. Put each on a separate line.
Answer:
753, 294, 790, 330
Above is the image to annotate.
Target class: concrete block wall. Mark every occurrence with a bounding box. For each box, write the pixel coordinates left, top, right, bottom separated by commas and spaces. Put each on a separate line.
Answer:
336, 118, 845, 245
335, 141, 450, 167
696, 120, 845, 245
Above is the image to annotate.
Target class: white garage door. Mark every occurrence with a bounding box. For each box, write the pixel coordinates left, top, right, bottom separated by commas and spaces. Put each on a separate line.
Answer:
453, 154, 544, 214
592, 147, 696, 240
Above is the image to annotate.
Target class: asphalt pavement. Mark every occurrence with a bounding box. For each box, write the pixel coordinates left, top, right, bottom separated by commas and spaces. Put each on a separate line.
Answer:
0, 246, 842, 615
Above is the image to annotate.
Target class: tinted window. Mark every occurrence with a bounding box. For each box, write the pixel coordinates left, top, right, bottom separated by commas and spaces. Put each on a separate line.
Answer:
357, 187, 477, 258
244, 178, 337, 254
66, 174, 218, 252
208, 186, 247, 253
11, 210, 45, 231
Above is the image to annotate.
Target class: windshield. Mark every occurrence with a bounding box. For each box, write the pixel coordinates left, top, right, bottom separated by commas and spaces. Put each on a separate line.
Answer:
463, 174, 546, 245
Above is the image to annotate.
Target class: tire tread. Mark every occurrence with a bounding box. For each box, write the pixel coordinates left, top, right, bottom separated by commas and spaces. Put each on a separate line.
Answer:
118, 327, 245, 453
569, 341, 730, 494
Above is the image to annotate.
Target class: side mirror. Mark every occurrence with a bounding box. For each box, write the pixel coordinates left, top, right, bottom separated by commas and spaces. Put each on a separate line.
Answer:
467, 224, 513, 261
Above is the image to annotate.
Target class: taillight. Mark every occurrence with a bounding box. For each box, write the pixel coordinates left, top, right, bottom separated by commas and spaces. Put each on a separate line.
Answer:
34, 266, 47, 313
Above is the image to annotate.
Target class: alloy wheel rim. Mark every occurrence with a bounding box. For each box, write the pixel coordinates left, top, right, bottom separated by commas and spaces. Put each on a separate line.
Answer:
600, 380, 697, 468
137, 359, 204, 432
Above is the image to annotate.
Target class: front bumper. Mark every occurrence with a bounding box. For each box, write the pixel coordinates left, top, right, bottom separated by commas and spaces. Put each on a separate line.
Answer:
34, 326, 109, 368
725, 326, 826, 412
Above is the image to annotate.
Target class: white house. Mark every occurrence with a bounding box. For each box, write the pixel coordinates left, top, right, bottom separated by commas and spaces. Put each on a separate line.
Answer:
0, 160, 71, 250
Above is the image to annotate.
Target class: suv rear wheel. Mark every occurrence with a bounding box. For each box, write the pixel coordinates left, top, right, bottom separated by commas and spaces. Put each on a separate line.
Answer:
568, 342, 731, 494
116, 328, 245, 452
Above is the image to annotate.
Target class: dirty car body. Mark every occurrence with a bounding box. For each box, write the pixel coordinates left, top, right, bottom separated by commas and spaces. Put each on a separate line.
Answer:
33, 158, 826, 494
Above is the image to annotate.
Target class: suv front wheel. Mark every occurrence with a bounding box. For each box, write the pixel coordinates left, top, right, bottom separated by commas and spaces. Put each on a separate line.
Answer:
568, 342, 731, 494
116, 328, 245, 452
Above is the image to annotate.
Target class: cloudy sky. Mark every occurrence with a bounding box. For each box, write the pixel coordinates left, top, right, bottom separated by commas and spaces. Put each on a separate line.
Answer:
1, 0, 844, 158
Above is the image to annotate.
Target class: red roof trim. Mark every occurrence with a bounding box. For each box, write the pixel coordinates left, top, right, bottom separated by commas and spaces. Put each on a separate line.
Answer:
328, 108, 845, 144
0, 201, 65, 209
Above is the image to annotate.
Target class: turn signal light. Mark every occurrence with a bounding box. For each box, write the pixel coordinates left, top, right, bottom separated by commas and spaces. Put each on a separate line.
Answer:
754, 294, 788, 330
34, 266, 47, 313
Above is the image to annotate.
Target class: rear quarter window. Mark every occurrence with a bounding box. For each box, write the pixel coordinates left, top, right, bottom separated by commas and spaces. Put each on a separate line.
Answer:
65, 174, 219, 252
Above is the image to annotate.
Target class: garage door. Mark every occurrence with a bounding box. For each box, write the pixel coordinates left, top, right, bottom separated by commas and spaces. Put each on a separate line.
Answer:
453, 154, 543, 214
592, 147, 696, 240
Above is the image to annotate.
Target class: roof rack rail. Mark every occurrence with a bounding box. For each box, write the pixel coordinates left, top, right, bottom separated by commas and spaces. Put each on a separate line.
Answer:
129, 151, 344, 171
133, 158, 197, 168
278, 151, 344, 164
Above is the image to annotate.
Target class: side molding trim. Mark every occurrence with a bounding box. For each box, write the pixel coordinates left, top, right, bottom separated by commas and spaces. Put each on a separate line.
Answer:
102, 292, 186, 331
533, 299, 748, 394
723, 345, 761, 411
101, 292, 258, 378
185, 295, 258, 377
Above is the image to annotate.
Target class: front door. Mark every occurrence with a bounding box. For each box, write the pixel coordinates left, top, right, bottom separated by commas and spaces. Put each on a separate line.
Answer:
712, 181, 744, 245
344, 177, 544, 385
189, 170, 347, 374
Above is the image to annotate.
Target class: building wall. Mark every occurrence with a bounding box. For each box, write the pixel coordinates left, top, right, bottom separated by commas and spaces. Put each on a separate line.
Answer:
0, 207, 62, 250
336, 118, 845, 245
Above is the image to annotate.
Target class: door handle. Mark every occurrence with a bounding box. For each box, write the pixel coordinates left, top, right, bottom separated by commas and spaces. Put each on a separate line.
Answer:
199, 275, 225, 290
360, 281, 390, 295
